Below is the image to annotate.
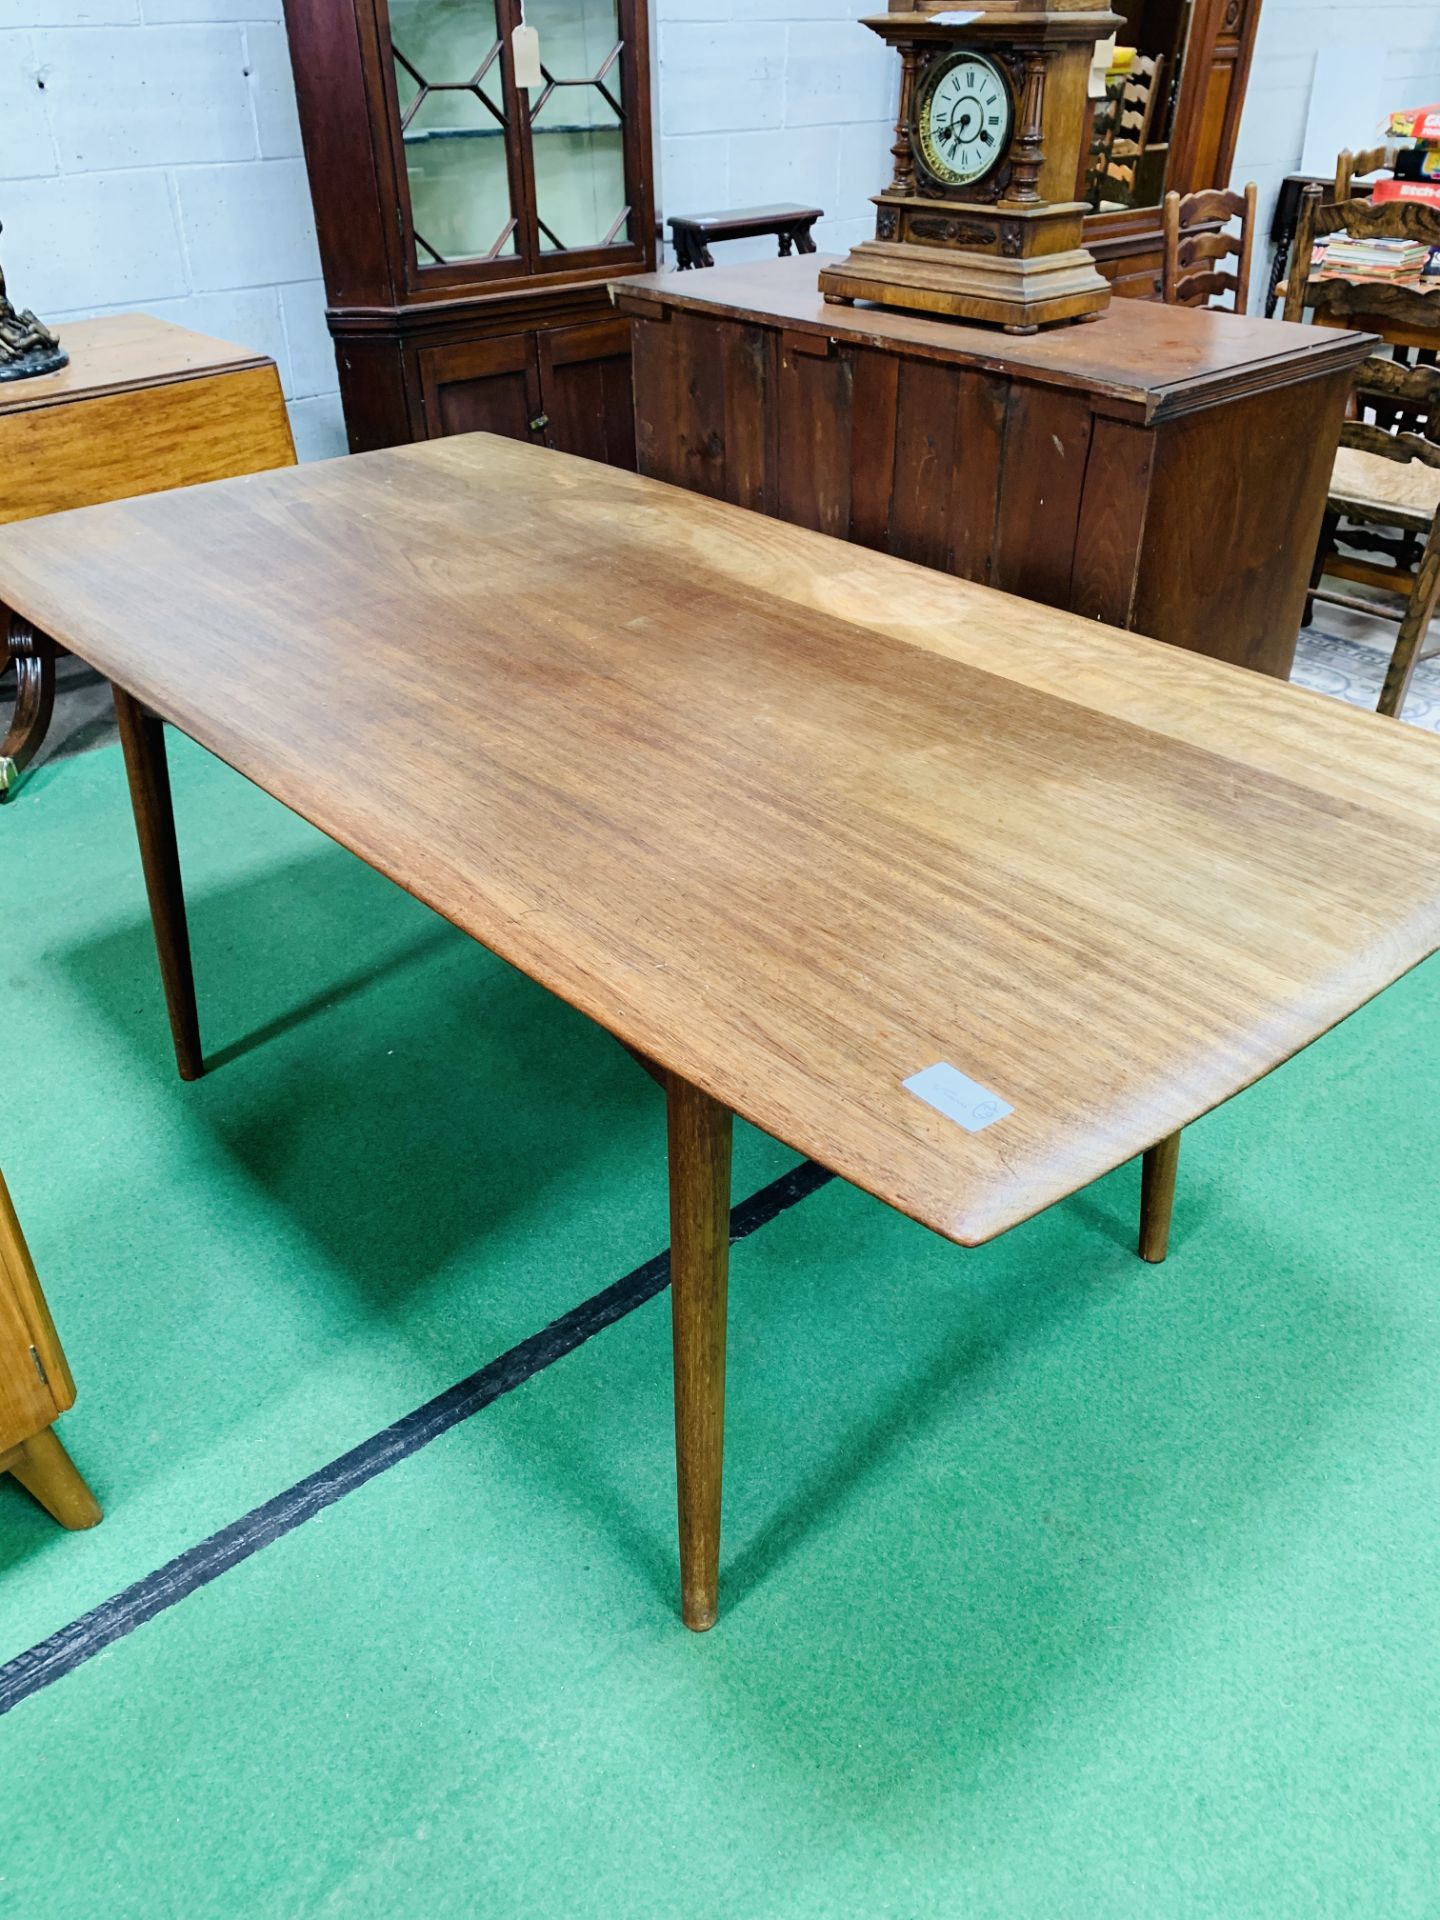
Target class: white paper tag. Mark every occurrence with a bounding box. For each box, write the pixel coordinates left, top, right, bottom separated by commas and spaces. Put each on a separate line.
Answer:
904, 1062, 1013, 1134
512, 23, 542, 89
928, 10, 982, 23
1089, 34, 1118, 100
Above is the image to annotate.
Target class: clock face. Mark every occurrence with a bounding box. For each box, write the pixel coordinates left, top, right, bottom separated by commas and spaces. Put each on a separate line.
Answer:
913, 51, 1014, 190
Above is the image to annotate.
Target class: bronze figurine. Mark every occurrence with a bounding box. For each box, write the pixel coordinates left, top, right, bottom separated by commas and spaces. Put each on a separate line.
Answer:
0, 225, 66, 382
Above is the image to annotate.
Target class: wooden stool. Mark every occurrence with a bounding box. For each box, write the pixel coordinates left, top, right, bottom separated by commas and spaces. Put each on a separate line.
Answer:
668, 204, 822, 271
1, 313, 296, 802
1, 1169, 100, 1530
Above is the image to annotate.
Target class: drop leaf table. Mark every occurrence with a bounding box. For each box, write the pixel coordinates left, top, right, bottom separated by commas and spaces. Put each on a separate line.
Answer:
0, 312, 295, 802
1, 435, 1438, 1628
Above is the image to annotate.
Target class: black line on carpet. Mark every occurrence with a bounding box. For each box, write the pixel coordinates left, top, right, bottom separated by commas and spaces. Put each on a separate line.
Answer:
0, 1157, 834, 1719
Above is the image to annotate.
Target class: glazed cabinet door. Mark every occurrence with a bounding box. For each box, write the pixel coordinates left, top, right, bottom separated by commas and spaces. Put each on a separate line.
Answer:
536, 318, 636, 468
417, 332, 544, 441
380, 0, 655, 295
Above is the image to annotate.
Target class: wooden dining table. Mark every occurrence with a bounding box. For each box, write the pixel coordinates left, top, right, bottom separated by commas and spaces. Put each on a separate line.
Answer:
3, 433, 1440, 1631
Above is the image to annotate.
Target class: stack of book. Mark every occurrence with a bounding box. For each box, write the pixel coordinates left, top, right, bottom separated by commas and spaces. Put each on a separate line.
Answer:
1316, 234, 1435, 286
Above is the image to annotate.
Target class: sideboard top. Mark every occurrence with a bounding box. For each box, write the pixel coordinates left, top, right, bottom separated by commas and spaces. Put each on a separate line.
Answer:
612, 255, 1374, 423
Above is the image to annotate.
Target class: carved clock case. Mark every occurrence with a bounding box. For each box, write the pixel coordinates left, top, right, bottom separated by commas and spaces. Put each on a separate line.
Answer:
819, 2, 1121, 333
282, 0, 655, 458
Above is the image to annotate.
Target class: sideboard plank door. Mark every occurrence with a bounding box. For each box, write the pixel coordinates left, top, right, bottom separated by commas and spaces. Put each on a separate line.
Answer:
776, 340, 855, 540
992, 386, 1096, 609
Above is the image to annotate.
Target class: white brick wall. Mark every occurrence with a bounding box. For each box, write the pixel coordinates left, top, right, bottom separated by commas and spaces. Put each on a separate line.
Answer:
5, 1, 1440, 464
0, 1, 345, 461
655, 0, 895, 263
1233, 0, 1440, 305
0, 0, 893, 459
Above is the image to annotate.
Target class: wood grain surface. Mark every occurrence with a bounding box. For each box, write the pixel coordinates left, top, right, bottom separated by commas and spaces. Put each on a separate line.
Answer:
667, 1075, 732, 1631
2, 434, 1440, 1247
0, 365, 295, 526
0, 1169, 76, 1457
4, 1427, 102, 1530
0, 313, 271, 418
622, 256, 1360, 682
614, 253, 1374, 424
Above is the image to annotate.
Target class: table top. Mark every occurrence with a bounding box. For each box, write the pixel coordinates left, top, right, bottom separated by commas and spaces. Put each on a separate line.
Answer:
3, 433, 1440, 1247
613, 254, 1375, 422
0, 313, 271, 419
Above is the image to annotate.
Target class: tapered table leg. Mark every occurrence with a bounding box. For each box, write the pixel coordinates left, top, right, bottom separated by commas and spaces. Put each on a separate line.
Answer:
5, 1427, 102, 1530
667, 1072, 733, 1631
1139, 1129, 1182, 1265
0, 615, 58, 804
112, 685, 204, 1081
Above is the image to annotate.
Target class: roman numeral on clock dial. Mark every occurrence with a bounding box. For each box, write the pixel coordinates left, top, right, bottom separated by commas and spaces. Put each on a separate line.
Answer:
914, 49, 1014, 190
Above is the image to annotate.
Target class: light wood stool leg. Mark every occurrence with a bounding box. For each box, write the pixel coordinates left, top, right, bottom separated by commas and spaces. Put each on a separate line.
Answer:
1139, 1130, 1182, 1265
667, 1072, 733, 1632
6, 1427, 102, 1530
113, 684, 204, 1081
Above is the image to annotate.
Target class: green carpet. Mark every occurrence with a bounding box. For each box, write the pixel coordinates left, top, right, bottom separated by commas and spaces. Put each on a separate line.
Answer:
2, 737, 1438, 1918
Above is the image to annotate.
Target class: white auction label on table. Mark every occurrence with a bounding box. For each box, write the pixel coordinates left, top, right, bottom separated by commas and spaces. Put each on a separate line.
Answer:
904, 1063, 1013, 1134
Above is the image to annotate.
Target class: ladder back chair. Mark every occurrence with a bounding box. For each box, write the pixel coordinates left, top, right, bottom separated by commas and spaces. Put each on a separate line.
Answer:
1162, 182, 1259, 311
1335, 145, 1399, 205
1087, 54, 1163, 209
1287, 185, 1440, 719
1115, 53, 1164, 157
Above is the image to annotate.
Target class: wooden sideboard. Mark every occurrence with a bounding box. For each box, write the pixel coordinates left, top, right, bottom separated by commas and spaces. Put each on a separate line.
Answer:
614, 256, 1372, 679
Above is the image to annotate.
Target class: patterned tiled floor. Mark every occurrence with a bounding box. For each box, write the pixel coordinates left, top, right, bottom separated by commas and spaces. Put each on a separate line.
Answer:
1292, 600, 1440, 734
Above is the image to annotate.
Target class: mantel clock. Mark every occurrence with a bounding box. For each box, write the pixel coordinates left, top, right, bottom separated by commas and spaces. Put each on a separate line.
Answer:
819, 0, 1121, 332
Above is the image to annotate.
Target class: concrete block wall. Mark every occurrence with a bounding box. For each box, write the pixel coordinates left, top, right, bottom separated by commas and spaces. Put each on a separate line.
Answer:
1, 0, 894, 461
4, 1, 1440, 460
1232, 0, 1440, 295
654, 0, 895, 265
1, 0, 346, 460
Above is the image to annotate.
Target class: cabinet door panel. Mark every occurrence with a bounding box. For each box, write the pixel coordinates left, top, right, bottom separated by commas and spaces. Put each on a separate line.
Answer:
991, 386, 1095, 608
1180, 0, 1263, 196
537, 319, 637, 469
418, 334, 542, 442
